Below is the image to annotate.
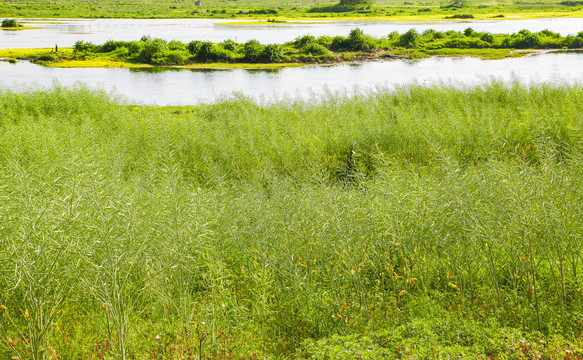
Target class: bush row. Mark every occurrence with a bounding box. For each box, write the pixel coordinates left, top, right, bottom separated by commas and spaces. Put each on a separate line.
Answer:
73, 28, 583, 66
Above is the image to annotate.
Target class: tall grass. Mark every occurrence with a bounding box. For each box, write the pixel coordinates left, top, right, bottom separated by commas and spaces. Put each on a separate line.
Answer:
1, 82, 583, 358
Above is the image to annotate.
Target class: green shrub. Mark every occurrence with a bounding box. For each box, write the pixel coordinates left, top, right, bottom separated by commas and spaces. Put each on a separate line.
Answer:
294, 35, 317, 48
339, 0, 371, 5
480, 33, 494, 43
137, 38, 169, 63
302, 43, 329, 55
99, 40, 128, 53
347, 28, 376, 51
195, 41, 235, 62
126, 41, 143, 56
221, 39, 238, 52
168, 40, 186, 51
261, 44, 284, 62
398, 29, 419, 48
151, 50, 189, 65
73, 40, 97, 53
243, 39, 265, 62
330, 28, 376, 51
1, 19, 22, 28
330, 36, 350, 51
443, 38, 489, 49
445, 14, 474, 19
187, 40, 203, 54
503, 30, 542, 49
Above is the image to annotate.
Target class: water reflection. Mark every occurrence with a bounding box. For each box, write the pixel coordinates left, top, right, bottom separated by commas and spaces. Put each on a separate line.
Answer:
1, 18, 582, 49
1, 53, 582, 105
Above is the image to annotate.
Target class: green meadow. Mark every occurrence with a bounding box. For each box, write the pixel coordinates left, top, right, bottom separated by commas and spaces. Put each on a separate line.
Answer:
1, 82, 583, 358
1, 0, 583, 19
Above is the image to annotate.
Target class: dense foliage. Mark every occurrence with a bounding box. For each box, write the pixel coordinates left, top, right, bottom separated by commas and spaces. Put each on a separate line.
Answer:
1, 18, 22, 27
1, 83, 583, 358
64, 28, 583, 67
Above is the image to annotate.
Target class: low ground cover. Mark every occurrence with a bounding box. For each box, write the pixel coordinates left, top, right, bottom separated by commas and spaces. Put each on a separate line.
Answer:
4, 28, 583, 68
1, 82, 583, 358
1, 0, 583, 19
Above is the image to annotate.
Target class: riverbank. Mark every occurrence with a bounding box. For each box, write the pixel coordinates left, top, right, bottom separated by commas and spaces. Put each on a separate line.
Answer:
4, 27, 582, 69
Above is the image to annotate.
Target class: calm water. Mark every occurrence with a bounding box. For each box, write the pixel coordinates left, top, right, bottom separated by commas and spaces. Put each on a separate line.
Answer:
1, 18, 581, 104
0, 17, 582, 49
2, 52, 581, 105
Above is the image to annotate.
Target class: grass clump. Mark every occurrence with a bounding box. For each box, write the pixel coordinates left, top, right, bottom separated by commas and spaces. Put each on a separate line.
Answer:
1, 82, 583, 358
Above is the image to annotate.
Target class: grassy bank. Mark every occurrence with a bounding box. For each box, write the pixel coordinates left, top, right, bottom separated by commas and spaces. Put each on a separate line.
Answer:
1, 0, 583, 19
1, 83, 583, 359
4, 28, 582, 69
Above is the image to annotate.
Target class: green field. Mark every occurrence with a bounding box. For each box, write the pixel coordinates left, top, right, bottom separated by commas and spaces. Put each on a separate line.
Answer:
1, 0, 583, 19
1, 83, 583, 359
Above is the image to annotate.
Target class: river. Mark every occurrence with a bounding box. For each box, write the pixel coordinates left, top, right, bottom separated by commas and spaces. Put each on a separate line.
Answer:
1, 17, 582, 105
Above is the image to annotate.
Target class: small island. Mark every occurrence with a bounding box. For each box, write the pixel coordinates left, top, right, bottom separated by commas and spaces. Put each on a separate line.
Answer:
2, 28, 583, 68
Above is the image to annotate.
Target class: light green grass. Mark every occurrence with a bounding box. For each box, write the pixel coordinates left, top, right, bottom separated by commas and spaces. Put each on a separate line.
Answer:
1, 83, 583, 358
2, 0, 583, 19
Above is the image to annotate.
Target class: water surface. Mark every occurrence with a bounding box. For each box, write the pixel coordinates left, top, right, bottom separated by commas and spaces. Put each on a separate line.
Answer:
2, 52, 581, 105
1, 17, 582, 49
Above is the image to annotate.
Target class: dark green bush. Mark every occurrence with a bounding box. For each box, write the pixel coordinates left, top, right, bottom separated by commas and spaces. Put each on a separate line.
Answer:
73, 41, 97, 53
1, 19, 22, 28
464, 27, 476, 37
187, 40, 203, 54
294, 35, 317, 48
99, 40, 128, 53
421, 29, 444, 40
445, 14, 474, 19
303, 43, 329, 55
243, 40, 265, 62
195, 41, 235, 62
443, 38, 488, 49
503, 30, 542, 49
248, 9, 278, 14
347, 28, 376, 51
126, 41, 143, 56
168, 40, 186, 51
261, 44, 284, 62
330, 36, 350, 51
339, 0, 371, 5
221, 39, 238, 52
330, 29, 376, 51
137, 38, 169, 63
398, 29, 419, 48
566, 35, 583, 48
151, 50, 189, 65
480, 33, 494, 43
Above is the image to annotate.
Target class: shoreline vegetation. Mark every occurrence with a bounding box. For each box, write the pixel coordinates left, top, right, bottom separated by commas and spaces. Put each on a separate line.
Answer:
1, 83, 583, 358
2, 28, 582, 68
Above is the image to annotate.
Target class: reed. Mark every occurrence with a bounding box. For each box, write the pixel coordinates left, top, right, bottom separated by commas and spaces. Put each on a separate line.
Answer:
1, 82, 582, 358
